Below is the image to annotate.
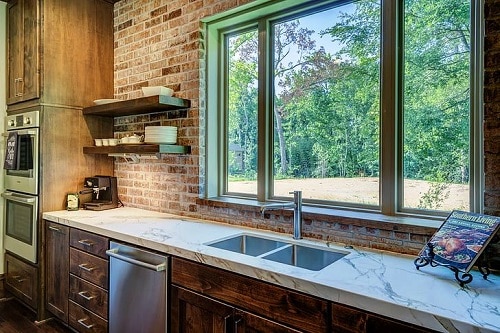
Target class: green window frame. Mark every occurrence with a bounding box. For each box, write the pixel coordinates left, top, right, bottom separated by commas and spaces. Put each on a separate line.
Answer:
202, 0, 483, 217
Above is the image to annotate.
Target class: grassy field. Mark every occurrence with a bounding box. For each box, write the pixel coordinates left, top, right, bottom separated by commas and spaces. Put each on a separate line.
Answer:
228, 177, 469, 211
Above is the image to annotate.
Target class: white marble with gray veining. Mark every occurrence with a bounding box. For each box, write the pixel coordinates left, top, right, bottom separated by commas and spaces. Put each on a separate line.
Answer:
42, 207, 500, 333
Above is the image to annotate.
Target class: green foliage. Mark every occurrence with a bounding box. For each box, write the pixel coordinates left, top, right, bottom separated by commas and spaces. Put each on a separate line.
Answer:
418, 182, 451, 210
226, 0, 470, 207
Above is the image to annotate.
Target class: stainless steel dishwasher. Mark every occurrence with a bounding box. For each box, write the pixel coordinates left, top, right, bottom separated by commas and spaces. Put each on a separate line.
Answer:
106, 241, 169, 333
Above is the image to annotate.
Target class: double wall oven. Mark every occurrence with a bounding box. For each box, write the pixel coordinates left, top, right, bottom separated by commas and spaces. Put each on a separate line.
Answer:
2, 110, 39, 264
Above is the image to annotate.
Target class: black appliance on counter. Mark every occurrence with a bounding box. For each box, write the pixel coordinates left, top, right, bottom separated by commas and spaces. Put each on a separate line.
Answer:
80, 176, 119, 210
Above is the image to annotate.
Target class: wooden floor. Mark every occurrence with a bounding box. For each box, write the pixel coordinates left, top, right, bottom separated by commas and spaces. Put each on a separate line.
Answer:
0, 279, 72, 333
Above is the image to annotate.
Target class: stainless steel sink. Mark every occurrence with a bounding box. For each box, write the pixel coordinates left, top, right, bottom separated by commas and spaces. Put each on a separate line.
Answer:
262, 244, 348, 271
207, 233, 349, 271
207, 234, 288, 256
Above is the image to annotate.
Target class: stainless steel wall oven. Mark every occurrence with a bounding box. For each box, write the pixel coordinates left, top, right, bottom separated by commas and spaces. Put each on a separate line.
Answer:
3, 110, 40, 263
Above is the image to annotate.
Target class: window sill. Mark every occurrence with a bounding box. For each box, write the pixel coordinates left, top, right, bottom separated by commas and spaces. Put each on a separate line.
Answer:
196, 196, 441, 235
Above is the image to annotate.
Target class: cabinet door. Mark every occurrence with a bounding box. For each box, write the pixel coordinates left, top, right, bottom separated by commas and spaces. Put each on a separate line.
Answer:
171, 286, 301, 333
45, 221, 70, 323
331, 302, 436, 333
171, 285, 233, 333
7, 0, 40, 105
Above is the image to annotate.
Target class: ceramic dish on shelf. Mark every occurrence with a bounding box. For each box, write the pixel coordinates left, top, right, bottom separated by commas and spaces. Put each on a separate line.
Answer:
145, 136, 177, 143
142, 86, 174, 97
145, 140, 177, 145
118, 142, 146, 145
93, 98, 121, 105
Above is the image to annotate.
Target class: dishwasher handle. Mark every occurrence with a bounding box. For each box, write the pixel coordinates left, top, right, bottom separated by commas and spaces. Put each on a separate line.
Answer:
106, 248, 167, 272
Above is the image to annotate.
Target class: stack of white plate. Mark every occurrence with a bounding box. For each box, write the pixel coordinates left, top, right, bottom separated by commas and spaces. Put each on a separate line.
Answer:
145, 126, 177, 144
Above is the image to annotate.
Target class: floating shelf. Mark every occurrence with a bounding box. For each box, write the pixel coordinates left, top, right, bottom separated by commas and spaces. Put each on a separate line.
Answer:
83, 95, 191, 117
83, 144, 191, 155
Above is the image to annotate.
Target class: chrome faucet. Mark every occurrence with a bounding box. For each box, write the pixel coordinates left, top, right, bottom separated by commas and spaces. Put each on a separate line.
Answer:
260, 191, 303, 240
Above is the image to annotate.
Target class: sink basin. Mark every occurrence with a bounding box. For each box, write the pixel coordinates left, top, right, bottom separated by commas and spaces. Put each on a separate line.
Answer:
207, 234, 288, 256
262, 244, 348, 271
207, 233, 349, 271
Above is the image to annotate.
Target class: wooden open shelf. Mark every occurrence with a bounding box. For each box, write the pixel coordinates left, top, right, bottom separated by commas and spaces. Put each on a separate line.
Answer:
83, 144, 191, 155
83, 95, 191, 117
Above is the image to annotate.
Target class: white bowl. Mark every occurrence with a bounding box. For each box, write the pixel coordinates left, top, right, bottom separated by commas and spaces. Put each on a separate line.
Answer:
142, 86, 174, 97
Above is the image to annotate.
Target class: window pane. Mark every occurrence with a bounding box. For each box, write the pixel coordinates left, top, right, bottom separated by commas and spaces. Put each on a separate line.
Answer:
403, 0, 470, 211
226, 30, 259, 195
272, 1, 381, 205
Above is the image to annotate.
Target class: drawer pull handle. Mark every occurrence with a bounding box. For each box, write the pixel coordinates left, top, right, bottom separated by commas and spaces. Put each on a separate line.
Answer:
78, 263, 95, 272
11, 275, 26, 283
78, 239, 94, 247
77, 318, 94, 329
48, 226, 62, 233
78, 291, 95, 301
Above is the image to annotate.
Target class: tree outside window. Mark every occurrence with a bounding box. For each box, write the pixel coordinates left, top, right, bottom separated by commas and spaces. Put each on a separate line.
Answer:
212, 0, 475, 216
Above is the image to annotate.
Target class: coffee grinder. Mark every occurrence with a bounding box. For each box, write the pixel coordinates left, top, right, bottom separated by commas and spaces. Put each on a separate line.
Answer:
79, 176, 119, 210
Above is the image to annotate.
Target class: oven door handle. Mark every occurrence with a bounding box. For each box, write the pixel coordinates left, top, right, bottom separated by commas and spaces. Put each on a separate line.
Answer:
1, 192, 36, 203
12, 129, 37, 136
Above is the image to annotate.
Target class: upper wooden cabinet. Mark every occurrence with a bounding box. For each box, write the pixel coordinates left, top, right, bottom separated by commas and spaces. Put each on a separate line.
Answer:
7, 0, 39, 105
6, 0, 115, 110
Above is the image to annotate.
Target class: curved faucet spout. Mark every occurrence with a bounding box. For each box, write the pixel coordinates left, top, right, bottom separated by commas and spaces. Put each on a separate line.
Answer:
260, 190, 303, 240
260, 202, 295, 214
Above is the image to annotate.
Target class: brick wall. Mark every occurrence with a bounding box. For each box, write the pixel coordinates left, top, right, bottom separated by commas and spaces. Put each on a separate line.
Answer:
483, 0, 500, 269
112, 0, 499, 258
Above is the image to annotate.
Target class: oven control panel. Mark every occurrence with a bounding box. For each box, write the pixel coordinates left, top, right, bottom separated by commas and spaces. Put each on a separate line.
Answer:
6, 110, 40, 130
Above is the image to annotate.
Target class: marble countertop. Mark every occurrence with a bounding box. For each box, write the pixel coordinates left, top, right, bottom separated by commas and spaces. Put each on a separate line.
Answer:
43, 207, 500, 333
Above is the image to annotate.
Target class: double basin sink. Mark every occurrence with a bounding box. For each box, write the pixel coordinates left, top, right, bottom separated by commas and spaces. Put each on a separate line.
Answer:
207, 234, 349, 271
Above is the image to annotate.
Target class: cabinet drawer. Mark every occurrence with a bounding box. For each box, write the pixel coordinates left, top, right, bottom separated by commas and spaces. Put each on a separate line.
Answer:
70, 248, 109, 289
70, 274, 108, 319
69, 300, 107, 333
5, 253, 38, 309
70, 229, 109, 259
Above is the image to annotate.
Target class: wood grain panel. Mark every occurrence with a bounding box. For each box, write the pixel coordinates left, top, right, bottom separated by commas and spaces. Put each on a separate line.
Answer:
39, 107, 114, 213
70, 229, 109, 259
45, 222, 70, 323
170, 285, 233, 333
69, 248, 108, 289
5, 253, 38, 309
171, 257, 328, 333
331, 302, 437, 333
41, 0, 114, 107
69, 275, 108, 319
68, 300, 107, 333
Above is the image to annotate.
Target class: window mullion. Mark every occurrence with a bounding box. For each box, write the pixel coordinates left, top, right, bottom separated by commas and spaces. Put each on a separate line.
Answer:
380, 0, 399, 215
257, 19, 272, 202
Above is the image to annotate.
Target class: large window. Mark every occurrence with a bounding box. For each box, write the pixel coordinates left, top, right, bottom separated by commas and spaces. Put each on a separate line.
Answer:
204, 0, 481, 217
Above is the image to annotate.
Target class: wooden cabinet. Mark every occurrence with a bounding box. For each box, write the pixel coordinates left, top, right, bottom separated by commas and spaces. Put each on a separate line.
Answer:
171, 257, 327, 333
5, 253, 38, 309
331, 302, 437, 333
5, 0, 115, 320
172, 257, 438, 333
7, 0, 40, 104
7, 0, 115, 110
171, 285, 233, 332
45, 222, 109, 331
172, 285, 301, 333
68, 229, 109, 332
45, 222, 70, 322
